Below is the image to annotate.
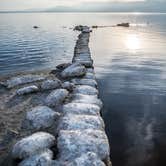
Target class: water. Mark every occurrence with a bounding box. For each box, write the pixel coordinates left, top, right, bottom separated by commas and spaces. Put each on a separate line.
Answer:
0, 13, 166, 166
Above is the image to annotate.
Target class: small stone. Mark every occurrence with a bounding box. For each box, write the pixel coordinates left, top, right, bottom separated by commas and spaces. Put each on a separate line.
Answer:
16, 85, 39, 95
45, 89, 69, 107
19, 149, 53, 166
61, 63, 86, 78
23, 106, 60, 130
5, 74, 45, 88
73, 85, 98, 96
71, 79, 97, 88
63, 103, 100, 115
41, 79, 61, 90
62, 82, 75, 91
12, 132, 55, 159
58, 114, 105, 131
56, 63, 71, 70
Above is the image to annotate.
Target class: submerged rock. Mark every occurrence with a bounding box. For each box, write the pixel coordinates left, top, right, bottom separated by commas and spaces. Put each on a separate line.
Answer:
63, 103, 100, 115
45, 89, 69, 107
5, 74, 45, 88
12, 132, 55, 159
73, 85, 98, 96
62, 82, 75, 91
23, 106, 60, 131
19, 149, 53, 166
61, 63, 86, 78
71, 79, 97, 88
41, 79, 61, 90
58, 114, 105, 131
16, 85, 39, 95
58, 129, 110, 161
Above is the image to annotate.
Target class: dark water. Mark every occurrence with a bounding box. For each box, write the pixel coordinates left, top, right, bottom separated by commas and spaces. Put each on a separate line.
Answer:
1, 13, 166, 166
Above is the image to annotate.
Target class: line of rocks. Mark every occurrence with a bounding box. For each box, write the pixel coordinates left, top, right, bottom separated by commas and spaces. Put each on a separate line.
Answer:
9, 27, 111, 166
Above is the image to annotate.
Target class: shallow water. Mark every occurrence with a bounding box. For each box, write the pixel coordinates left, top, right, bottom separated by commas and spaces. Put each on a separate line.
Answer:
1, 13, 166, 166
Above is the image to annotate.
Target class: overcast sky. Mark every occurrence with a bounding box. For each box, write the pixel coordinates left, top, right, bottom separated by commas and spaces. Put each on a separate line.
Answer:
0, 0, 165, 11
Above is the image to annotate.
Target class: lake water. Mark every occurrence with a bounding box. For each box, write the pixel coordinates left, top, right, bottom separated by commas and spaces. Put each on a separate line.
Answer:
0, 13, 166, 166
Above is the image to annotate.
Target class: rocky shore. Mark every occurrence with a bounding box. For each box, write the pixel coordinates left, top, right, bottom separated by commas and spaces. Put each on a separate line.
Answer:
0, 26, 111, 166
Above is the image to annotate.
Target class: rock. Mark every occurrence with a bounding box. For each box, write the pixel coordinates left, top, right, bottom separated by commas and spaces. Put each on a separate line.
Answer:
41, 79, 61, 90
83, 73, 96, 79
16, 85, 39, 95
73, 85, 98, 96
57, 129, 110, 161
45, 89, 69, 107
5, 74, 45, 88
58, 114, 105, 131
12, 132, 55, 159
19, 149, 53, 166
117, 23, 130, 27
86, 68, 94, 73
23, 106, 60, 130
62, 82, 75, 91
68, 152, 105, 166
71, 79, 97, 88
56, 63, 71, 70
61, 63, 86, 78
72, 94, 103, 108
63, 103, 100, 115
73, 60, 93, 67
33, 26, 39, 29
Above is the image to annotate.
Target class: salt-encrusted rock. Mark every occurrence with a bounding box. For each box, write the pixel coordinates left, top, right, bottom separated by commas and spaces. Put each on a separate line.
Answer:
83, 73, 96, 79
86, 68, 94, 74
71, 79, 97, 88
5, 74, 45, 88
58, 114, 105, 131
72, 94, 103, 108
58, 129, 110, 161
73, 60, 93, 67
19, 149, 53, 166
12, 132, 55, 159
63, 103, 100, 115
56, 63, 71, 70
23, 106, 60, 130
61, 63, 86, 78
45, 89, 69, 107
62, 82, 75, 91
41, 79, 61, 90
68, 152, 105, 166
16, 85, 39, 95
73, 85, 98, 96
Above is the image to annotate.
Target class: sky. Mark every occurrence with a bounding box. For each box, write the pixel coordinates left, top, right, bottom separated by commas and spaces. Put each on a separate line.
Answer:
0, 0, 166, 12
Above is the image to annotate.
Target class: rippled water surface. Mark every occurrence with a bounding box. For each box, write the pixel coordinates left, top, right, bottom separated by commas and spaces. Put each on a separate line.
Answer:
1, 13, 166, 166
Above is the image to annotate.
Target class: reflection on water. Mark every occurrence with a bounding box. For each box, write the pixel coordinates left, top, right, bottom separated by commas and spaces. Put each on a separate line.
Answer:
90, 14, 166, 166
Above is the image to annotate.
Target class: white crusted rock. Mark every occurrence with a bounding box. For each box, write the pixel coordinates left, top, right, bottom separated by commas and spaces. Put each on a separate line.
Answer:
63, 103, 100, 115
58, 129, 110, 161
72, 94, 103, 108
41, 79, 61, 90
73, 60, 93, 68
73, 85, 98, 96
45, 89, 69, 107
12, 132, 55, 159
23, 106, 60, 130
19, 149, 53, 166
62, 82, 75, 91
83, 72, 96, 79
16, 85, 39, 95
71, 79, 97, 88
5, 74, 45, 88
58, 114, 105, 131
61, 63, 86, 78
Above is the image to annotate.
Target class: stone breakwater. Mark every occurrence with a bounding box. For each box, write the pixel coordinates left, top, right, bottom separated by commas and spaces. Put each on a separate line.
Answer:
1, 27, 111, 165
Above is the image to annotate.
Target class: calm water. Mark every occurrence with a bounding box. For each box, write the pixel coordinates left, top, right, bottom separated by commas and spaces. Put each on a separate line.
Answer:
1, 13, 166, 166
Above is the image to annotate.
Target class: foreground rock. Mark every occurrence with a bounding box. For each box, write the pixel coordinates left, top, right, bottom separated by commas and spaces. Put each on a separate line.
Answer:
61, 63, 86, 78
41, 79, 61, 90
23, 106, 60, 131
58, 114, 105, 131
4, 74, 45, 88
12, 132, 55, 159
19, 149, 53, 166
58, 129, 110, 161
16, 85, 39, 95
63, 103, 100, 115
62, 82, 75, 91
45, 89, 69, 107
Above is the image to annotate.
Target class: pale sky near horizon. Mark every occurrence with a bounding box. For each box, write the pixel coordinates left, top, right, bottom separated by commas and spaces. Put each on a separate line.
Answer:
0, 0, 164, 11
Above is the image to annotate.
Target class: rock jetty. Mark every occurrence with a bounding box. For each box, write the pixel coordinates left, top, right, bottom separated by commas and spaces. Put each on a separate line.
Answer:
1, 26, 111, 166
